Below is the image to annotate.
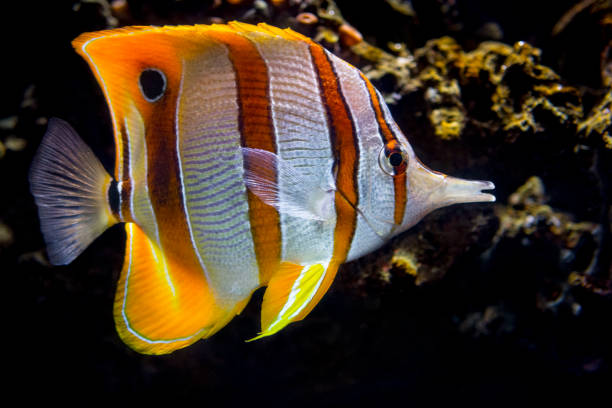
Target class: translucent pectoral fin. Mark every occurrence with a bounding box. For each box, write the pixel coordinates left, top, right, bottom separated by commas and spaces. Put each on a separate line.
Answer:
242, 147, 335, 221
115, 224, 245, 354
248, 262, 330, 341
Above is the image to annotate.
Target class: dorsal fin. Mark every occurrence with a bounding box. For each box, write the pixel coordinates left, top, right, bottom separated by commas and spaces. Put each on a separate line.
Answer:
71, 22, 317, 182
72, 22, 312, 53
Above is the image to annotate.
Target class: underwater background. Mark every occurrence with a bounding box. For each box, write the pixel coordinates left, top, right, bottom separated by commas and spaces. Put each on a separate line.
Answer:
2, 0, 610, 405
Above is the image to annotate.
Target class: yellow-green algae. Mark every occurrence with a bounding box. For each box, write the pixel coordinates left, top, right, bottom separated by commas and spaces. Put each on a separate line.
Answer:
578, 88, 612, 149
493, 176, 599, 243
492, 176, 607, 307
360, 37, 583, 140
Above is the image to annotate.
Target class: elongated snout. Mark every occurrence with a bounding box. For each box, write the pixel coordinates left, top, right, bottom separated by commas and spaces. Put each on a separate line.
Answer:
430, 176, 496, 206
405, 161, 495, 226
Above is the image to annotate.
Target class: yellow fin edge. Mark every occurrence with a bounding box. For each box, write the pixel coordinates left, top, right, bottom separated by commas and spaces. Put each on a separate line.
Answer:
247, 263, 326, 341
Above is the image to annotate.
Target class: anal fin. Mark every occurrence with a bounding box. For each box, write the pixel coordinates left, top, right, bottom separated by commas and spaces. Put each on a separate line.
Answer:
115, 223, 245, 354
249, 261, 330, 341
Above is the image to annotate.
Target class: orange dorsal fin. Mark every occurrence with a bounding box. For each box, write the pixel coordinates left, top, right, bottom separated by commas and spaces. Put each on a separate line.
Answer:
227, 21, 311, 41
71, 22, 314, 182
72, 23, 311, 52
249, 261, 339, 341
115, 224, 248, 354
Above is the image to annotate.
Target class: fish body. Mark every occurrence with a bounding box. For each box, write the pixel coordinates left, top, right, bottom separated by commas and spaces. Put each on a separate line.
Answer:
29, 22, 495, 354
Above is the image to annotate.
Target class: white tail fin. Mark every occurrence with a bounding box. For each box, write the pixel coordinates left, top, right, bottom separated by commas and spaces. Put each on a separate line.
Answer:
29, 118, 117, 265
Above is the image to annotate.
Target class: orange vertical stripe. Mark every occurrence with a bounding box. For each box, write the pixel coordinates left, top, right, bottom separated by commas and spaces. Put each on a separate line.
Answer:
206, 30, 281, 283
143, 63, 205, 273
293, 43, 359, 320
133, 50, 225, 338
312, 45, 359, 250
310, 44, 358, 260
76, 29, 224, 336
359, 73, 407, 226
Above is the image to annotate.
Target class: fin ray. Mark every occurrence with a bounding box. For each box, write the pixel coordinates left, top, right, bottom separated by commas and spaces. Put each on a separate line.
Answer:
29, 118, 116, 265
242, 147, 335, 221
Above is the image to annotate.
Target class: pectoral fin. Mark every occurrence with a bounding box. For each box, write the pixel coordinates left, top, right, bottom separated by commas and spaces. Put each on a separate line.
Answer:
242, 147, 335, 221
249, 261, 330, 341
115, 223, 247, 354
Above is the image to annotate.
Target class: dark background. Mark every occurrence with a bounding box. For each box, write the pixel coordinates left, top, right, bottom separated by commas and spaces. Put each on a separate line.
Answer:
2, 0, 610, 405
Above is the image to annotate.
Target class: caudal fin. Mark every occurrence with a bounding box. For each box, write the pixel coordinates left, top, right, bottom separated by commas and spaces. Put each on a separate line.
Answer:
29, 118, 117, 265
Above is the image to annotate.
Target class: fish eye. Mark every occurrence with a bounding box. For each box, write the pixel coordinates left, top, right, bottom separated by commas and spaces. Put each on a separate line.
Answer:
139, 68, 166, 102
378, 141, 408, 176
388, 151, 403, 167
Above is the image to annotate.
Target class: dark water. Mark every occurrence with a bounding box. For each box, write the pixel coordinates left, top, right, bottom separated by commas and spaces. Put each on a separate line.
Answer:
2, 0, 610, 405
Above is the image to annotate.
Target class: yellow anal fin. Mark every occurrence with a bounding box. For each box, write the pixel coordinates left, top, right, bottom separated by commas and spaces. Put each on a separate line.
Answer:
114, 223, 244, 354
249, 262, 328, 341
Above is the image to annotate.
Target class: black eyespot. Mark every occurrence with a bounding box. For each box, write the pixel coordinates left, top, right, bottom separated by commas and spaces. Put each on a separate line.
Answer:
139, 68, 166, 102
107, 179, 120, 216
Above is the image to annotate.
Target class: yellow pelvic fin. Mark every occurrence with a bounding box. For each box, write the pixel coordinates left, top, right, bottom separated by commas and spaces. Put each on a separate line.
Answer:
114, 223, 247, 354
249, 262, 328, 341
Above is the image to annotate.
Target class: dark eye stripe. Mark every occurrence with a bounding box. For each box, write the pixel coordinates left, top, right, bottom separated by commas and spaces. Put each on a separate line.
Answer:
139, 68, 167, 102
357, 72, 407, 225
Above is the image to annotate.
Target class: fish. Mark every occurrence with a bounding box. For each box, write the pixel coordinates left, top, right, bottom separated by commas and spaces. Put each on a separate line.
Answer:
29, 22, 495, 355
